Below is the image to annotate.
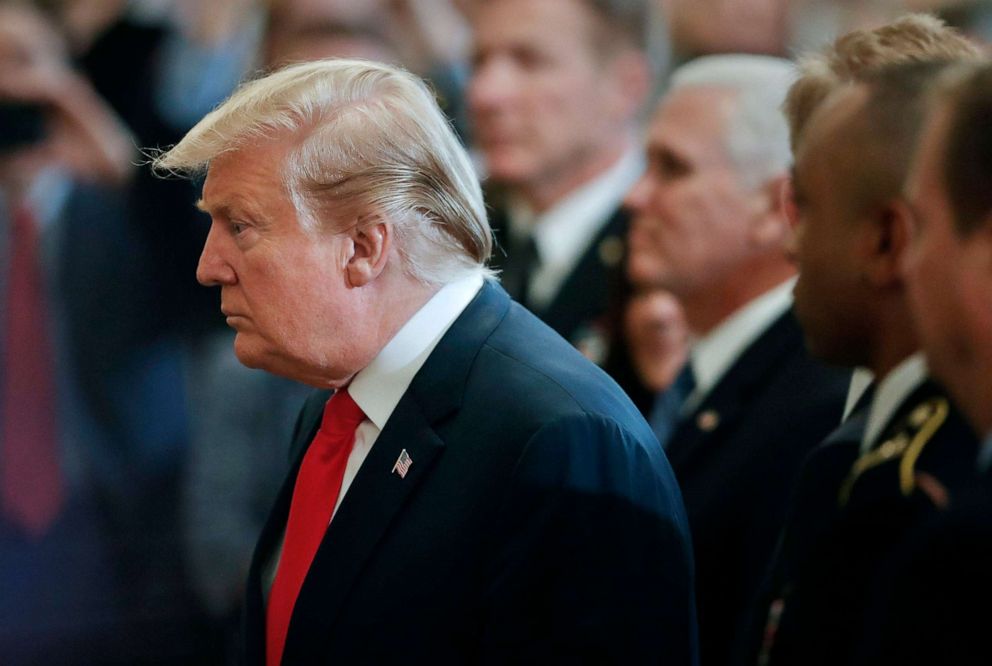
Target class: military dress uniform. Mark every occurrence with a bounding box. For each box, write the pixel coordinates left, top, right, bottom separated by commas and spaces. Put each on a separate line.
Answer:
752, 379, 980, 666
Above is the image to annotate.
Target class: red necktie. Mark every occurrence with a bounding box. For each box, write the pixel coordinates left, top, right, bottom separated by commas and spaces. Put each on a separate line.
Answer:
266, 388, 365, 666
2, 204, 62, 538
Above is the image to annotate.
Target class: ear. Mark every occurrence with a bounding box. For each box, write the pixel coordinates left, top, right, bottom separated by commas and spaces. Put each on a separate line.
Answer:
863, 199, 911, 288
345, 216, 392, 287
749, 174, 792, 250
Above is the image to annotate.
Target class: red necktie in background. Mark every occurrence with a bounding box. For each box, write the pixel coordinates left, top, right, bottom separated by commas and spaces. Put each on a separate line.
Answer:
2, 204, 62, 538
266, 388, 365, 666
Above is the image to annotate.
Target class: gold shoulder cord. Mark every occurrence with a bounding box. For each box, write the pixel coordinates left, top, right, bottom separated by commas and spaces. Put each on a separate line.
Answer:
837, 398, 948, 506
898, 399, 949, 496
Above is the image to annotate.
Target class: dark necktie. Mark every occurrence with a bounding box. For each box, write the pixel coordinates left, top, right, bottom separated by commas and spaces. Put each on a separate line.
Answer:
649, 363, 697, 450
500, 233, 540, 309
266, 388, 366, 666
2, 203, 62, 538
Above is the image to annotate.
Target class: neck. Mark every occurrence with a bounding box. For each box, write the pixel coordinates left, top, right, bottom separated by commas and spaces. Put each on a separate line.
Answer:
864, 297, 920, 380
681, 257, 794, 336
953, 353, 992, 438
516, 137, 631, 214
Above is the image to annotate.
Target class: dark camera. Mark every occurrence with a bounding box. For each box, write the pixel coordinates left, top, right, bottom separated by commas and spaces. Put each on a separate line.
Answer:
0, 100, 46, 153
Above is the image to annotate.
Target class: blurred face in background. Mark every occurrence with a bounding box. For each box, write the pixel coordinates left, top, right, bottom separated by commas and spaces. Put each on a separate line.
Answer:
468, 0, 636, 204
903, 102, 991, 404
264, 0, 398, 66
788, 88, 874, 367
624, 289, 689, 392
625, 86, 762, 295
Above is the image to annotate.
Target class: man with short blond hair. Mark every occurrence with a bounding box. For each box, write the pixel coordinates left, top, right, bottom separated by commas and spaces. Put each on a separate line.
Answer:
737, 15, 984, 666
783, 12, 980, 150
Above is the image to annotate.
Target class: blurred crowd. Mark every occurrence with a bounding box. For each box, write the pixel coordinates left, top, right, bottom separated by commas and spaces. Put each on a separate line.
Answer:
1, 0, 991, 664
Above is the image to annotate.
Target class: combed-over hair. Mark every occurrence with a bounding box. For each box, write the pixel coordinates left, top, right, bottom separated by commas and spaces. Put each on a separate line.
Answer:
153, 58, 492, 285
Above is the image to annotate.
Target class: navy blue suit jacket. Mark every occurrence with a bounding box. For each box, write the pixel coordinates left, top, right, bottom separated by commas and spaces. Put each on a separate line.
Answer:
665, 310, 849, 666
244, 281, 698, 665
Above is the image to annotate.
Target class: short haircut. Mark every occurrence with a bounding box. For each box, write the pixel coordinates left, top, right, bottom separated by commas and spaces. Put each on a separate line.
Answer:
785, 13, 981, 151
840, 60, 961, 212
668, 54, 795, 188
937, 61, 992, 236
582, 0, 652, 54
153, 59, 492, 285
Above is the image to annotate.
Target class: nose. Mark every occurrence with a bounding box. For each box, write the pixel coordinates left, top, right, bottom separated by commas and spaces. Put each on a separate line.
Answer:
624, 173, 653, 214
468, 56, 515, 115
196, 222, 236, 287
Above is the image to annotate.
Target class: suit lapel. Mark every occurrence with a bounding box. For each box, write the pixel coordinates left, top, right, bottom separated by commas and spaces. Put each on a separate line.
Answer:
269, 281, 510, 662
282, 400, 445, 662
243, 391, 329, 666
666, 311, 803, 472
538, 207, 628, 341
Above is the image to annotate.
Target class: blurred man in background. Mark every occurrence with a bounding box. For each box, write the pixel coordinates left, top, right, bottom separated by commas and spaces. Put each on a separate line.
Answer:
624, 53, 849, 666
736, 17, 984, 666
468, 0, 654, 377
855, 56, 992, 666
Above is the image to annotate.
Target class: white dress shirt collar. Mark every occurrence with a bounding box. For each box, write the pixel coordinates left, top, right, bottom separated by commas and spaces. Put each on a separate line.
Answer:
687, 278, 795, 408
842, 368, 875, 422
978, 431, 992, 474
506, 147, 644, 310
348, 272, 485, 430
861, 351, 929, 453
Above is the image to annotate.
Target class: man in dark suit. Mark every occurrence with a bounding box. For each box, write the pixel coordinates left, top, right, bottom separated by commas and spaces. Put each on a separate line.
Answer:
624, 54, 850, 666
734, 18, 985, 666
468, 0, 657, 378
154, 58, 697, 665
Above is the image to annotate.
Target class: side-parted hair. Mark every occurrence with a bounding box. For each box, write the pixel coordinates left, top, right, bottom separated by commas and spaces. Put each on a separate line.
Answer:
785, 13, 981, 151
935, 61, 992, 236
153, 58, 492, 285
669, 54, 795, 189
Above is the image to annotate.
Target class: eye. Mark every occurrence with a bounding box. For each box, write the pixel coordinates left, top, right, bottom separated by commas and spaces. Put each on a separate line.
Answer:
230, 220, 247, 236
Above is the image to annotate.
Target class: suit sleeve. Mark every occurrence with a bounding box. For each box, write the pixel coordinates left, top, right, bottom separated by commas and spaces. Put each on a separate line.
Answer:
477, 413, 698, 665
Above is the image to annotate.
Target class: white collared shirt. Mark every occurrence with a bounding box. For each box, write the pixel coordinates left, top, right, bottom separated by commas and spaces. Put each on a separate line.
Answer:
683, 278, 796, 413
332, 271, 485, 516
842, 367, 875, 422
861, 352, 929, 454
506, 148, 644, 310
978, 431, 992, 473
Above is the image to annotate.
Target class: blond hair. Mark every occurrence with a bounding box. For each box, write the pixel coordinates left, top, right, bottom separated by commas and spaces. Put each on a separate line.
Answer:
154, 58, 492, 285
784, 13, 981, 150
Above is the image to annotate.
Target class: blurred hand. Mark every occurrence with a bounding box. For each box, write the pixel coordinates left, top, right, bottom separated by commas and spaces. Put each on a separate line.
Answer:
0, 4, 134, 187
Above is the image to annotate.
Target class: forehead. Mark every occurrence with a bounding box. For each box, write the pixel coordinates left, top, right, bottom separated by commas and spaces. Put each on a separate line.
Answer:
200, 139, 293, 211
794, 85, 867, 188
473, 0, 597, 52
648, 86, 738, 161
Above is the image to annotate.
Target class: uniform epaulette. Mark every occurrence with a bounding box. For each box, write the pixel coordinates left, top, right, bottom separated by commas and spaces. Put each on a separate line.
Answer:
838, 398, 949, 506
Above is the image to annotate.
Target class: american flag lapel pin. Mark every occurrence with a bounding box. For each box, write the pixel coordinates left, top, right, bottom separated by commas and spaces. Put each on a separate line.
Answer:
392, 449, 413, 479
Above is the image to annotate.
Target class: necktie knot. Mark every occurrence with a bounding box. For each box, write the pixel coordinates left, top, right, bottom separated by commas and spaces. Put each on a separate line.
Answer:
320, 389, 366, 440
